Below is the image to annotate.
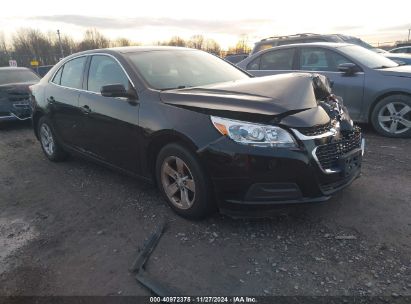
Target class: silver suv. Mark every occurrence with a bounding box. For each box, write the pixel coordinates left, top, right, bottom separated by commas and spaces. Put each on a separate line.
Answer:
251, 33, 375, 55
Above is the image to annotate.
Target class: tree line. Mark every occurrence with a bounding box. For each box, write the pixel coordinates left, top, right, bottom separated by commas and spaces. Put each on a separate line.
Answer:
0, 28, 251, 68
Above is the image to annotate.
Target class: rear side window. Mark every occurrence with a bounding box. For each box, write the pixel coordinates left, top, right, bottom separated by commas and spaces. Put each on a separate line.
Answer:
60, 57, 86, 89
51, 67, 63, 85
247, 57, 261, 70
259, 48, 295, 70
87, 55, 129, 93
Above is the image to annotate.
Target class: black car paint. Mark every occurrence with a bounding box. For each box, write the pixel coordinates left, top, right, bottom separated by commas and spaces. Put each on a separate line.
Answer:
31, 47, 362, 210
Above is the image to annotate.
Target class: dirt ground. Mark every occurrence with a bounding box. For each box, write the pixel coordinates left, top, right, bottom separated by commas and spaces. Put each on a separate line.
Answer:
0, 121, 410, 297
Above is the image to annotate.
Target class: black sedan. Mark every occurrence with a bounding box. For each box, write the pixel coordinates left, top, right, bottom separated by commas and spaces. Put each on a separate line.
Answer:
0, 67, 40, 125
30, 47, 364, 219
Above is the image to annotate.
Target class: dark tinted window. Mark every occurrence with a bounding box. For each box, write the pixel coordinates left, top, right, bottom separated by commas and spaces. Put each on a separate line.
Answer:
60, 57, 86, 89
300, 47, 353, 72
277, 39, 305, 46
51, 66, 63, 85
87, 55, 129, 93
0, 69, 39, 85
247, 57, 261, 70
260, 48, 295, 70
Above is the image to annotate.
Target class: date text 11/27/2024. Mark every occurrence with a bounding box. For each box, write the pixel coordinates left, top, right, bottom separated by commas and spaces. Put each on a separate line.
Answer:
150, 297, 257, 303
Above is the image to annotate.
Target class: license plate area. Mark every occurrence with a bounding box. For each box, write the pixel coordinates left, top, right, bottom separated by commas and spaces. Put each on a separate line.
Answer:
339, 150, 362, 178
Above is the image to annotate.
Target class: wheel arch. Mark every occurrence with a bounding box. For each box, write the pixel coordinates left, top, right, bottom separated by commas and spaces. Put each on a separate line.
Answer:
145, 130, 201, 185
32, 110, 45, 139
368, 91, 411, 123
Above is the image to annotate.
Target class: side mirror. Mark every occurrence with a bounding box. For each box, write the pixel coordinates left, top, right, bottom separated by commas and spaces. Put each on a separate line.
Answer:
101, 84, 130, 98
338, 63, 359, 76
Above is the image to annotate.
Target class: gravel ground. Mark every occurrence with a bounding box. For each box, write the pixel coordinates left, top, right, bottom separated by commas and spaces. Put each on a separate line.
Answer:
0, 121, 410, 298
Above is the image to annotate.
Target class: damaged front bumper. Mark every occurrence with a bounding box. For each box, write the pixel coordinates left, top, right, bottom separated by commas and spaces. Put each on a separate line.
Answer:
199, 126, 364, 211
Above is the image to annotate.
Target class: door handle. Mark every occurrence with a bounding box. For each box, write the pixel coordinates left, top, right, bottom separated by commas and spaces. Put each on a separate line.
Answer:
81, 105, 91, 114
48, 96, 55, 104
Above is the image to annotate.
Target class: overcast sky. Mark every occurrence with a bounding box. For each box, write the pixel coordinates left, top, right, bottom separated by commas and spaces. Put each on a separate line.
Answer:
1, 0, 410, 48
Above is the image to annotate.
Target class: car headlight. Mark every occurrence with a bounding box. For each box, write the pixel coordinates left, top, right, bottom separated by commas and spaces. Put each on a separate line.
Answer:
211, 116, 296, 147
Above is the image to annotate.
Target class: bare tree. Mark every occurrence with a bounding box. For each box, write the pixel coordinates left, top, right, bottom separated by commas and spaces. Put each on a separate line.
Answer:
0, 32, 10, 66
12, 28, 55, 66
203, 38, 221, 55
46, 31, 75, 60
77, 29, 110, 51
112, 38, 131, 47
227, 35, 251, 55
168, 36, 186, 47
188, 35, 204, 50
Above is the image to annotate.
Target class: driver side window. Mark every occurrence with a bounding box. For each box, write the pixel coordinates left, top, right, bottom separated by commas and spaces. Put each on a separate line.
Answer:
300, 47, 353, 72
87, 55, 129, 94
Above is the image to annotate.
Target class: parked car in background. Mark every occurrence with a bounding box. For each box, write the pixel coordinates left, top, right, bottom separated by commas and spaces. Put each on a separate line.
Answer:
238, 43, 411, 137
389, 46, 411, 54
384, 53, 411, 65
36, 65, 54, 77
251, 33, 376, 55
224, 53, 249, 64
0, 67, 40, 125
30, 46, 363, 219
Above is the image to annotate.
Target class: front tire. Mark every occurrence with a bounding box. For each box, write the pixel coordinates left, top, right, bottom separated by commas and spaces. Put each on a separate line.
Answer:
371, 94, 411, 137
155, 143, 214, 219
37, 117, 68, 162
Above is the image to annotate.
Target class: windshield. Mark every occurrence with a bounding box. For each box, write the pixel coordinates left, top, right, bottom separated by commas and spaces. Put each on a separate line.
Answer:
0, 69, 40, 85
127, 50, 250, 90
339, 45, 399, 69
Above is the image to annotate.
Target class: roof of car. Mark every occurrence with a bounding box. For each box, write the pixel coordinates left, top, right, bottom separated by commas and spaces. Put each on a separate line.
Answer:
257, 42, 352, 51
78, 46, 196, 55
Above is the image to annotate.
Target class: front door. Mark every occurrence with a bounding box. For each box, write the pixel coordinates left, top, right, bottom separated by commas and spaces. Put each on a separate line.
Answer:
78, 55, 140, 173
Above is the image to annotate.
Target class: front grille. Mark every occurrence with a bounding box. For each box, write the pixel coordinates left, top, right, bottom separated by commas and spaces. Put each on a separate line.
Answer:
297, 122, 332, 136
315, 127, 362, 170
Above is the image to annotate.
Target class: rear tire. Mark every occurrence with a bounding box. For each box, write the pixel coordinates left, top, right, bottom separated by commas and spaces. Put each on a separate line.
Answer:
155, 143, 215, 219
371, 94, 411, 138
37, 116, 68, 162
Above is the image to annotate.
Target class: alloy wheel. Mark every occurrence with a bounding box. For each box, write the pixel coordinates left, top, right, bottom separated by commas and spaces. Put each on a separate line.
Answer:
378, 101, 411, 135
160, 156, 196, 210
40, 123, 55, 156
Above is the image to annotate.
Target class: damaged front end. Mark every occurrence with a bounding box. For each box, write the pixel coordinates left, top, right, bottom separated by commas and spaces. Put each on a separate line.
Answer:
0, 84, 32, 122
161, 72, 364, 207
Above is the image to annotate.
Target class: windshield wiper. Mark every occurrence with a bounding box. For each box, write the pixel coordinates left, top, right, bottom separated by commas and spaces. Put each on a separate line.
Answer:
160, 85, 189, 91
374, 65, 393, 69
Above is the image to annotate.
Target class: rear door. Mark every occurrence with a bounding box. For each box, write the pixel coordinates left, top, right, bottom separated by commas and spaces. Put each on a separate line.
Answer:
78, 54, 140, 173
297, 47, 365, 120
246, 47, 297, 77
46, 56, 87, 148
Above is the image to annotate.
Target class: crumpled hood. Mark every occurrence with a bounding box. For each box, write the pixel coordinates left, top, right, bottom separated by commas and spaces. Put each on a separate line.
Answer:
377, 65, 411, 78
161, 73, 331, 127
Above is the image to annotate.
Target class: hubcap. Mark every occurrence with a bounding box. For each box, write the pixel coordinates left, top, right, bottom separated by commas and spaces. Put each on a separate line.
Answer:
160, 156, 196, 210
378, 102, 411, 134
40, 123, 55, 156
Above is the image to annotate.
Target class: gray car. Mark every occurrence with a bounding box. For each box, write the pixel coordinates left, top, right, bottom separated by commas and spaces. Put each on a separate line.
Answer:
238, 43, 411, 137
389, 46, 411, 54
